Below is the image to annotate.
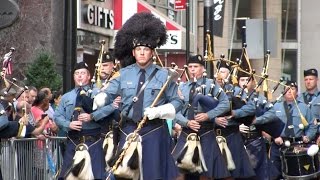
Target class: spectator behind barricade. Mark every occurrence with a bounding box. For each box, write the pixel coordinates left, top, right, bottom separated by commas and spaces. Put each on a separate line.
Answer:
31, 89, 58, 136
13, 89, 29, 112
46, 89, 62, 120
28, 86, 37, 105
15, 100, 49, 137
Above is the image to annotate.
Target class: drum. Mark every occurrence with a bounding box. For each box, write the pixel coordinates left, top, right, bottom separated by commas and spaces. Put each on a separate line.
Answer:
280, 143, 320, 179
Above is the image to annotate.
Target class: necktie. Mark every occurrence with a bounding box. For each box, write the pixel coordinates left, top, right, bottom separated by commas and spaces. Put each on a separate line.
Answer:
132, 69, 146, 121
308, 93, 314, 103
187, 82, 197, 120
284, 103, 295, 137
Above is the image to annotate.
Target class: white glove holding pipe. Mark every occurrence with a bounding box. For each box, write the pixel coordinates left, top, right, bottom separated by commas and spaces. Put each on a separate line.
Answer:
144, 103, 176, 120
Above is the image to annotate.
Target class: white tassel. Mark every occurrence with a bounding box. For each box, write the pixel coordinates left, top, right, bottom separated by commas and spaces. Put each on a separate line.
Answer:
66, 144, 94, 180
216, 136, 236, 170
113, 133, 142, 180
307, 144, 319, 157
103, 131, 115, 170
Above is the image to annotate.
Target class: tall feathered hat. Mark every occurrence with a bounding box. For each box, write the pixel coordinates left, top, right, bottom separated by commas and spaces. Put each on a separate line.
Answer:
114, 12, 167, 68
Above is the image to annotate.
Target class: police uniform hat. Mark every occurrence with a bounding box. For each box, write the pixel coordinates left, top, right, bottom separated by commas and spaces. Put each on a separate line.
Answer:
216, 60, 231, 71
114, 12, 167, 68
74, 61, 89, 72
237, 58, 251, 78
102, 52, 115, 63
304, 68, 318, 77
188, 55, 205, 66
285, 80, 298, 89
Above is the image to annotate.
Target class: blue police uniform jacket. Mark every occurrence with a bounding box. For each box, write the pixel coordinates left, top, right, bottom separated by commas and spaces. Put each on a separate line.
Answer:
54, 85, 115, 133
250, 92, 277, 125
175, 78, 229, 126
297, 89, 320, 132
104, 63, 183, 119
273, 100, 317, 139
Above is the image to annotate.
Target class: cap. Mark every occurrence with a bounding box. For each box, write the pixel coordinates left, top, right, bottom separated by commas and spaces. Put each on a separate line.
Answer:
102, 52, 115, 63
74, 62, 89, 72
237, 58, 252, 78
285, 80, 298, 89
187, 55, 205, 66
304, 68, 318, 77
217, 60, 231, 71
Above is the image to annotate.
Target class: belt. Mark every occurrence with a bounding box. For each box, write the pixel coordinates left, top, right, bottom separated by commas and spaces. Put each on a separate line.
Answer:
242, 130, 262, 140
68, 135, 100, 143
183, 122, 214, 135
215, 125, 239, 137
281, 136, 303, 143
120, 115, 164, 126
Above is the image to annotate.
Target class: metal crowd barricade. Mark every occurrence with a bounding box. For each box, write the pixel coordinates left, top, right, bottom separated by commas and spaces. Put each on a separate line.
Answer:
0, 137, 67, 180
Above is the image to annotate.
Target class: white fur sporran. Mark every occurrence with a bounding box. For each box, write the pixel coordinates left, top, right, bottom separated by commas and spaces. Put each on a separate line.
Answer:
176, 133, 207, 173
66, 143, 94, 180
216, 136, 235, 170
103, 131, 115, 170
113, 133, 143, 180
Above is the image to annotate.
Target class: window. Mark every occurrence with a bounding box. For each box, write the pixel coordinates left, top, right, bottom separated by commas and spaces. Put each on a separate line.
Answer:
232, 0, 251, 42
282, 49, 297, 82
282, 0, 297, 41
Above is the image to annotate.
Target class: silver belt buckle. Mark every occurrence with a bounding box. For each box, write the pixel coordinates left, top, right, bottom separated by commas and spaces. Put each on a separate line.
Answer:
132, 96, 138, 102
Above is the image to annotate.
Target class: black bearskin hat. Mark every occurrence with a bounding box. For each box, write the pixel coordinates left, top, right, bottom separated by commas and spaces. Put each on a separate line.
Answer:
114, 12, 167, 68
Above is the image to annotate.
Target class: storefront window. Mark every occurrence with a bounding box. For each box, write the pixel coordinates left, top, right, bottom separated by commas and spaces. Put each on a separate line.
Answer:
282, 0, 297, 41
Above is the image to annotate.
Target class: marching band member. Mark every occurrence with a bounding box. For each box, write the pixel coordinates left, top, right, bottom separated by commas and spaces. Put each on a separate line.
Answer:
237, 71, 281, 180
172, 54, 231, 180
91, 51, 121, 135
216, 60, 241, 96
104, 12, 182, 180
54, 62, 106, 179
269, 81, 317, 179
214, 59, 256, 179
91, 51, 121, 171
297, 69, 320, 144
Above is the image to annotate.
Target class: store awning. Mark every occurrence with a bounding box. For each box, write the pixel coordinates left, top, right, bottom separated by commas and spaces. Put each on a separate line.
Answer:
113, 0, 195, 51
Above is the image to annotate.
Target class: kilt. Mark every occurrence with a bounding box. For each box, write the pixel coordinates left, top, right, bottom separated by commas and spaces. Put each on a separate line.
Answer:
223, 131, 256, 178
172, 126, 231, 179
118, 120, 178, 180
244, 137, 269, 180
58, 129, 105, 180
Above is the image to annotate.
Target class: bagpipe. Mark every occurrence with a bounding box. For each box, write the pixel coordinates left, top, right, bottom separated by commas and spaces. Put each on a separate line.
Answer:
176, 72, 221, 174
176, 32, 224, 174
205, 46, 309, 135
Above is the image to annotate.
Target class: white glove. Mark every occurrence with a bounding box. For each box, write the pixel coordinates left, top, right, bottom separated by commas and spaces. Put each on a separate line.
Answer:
144, 103, 176, 120
93, 92, 107, 110
239, 123, 249, 133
